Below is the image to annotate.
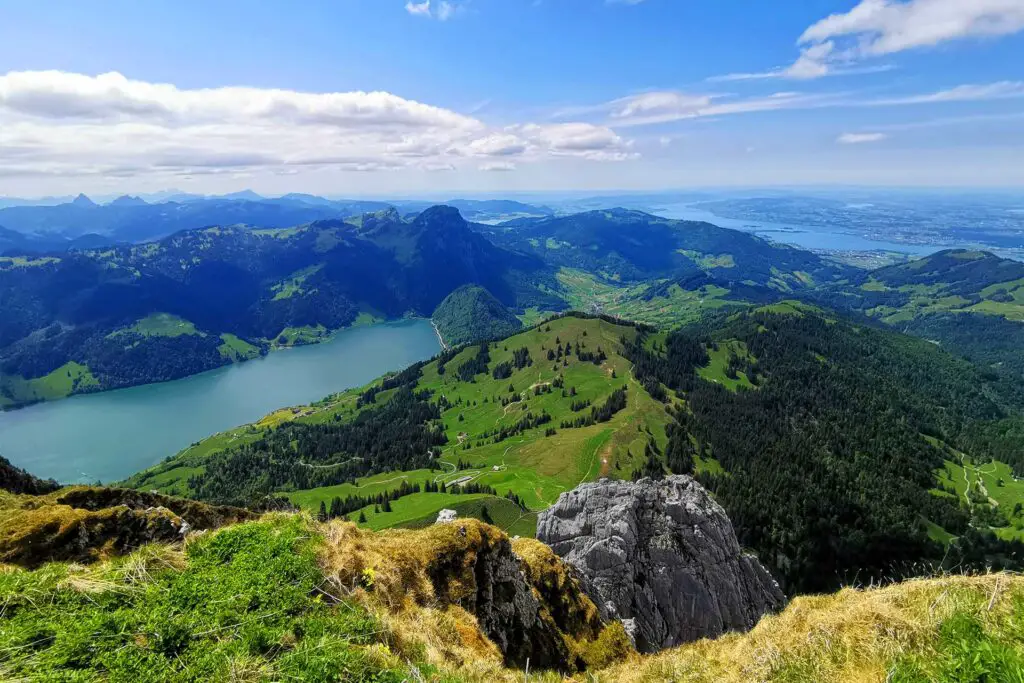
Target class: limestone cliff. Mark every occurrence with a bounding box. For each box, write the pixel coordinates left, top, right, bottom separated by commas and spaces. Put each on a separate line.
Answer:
537, 475, 785, 653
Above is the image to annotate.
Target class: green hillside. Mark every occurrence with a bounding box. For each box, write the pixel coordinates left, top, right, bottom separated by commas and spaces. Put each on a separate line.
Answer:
126, 307, 1024, 592
432, 284, 523, 347
126, 314, 672, 533
814, 249, 1024, 381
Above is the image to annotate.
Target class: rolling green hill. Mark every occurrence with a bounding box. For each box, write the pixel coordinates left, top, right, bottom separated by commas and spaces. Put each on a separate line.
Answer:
126, 307, 1024, 592
472, 208, 853, 333
432, 284, 523, 347
814, 249, 1024, 381
480, 208, 850, 287
125, 314, 671, 524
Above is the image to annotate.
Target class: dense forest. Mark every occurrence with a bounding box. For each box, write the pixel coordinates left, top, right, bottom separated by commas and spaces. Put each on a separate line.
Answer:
188, 386, 447, 506
623, 307, 1024, 592
431, 284, 523, 346
0, 454, 60, 495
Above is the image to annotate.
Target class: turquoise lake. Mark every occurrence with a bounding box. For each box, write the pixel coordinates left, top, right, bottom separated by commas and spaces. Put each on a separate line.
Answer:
0, 319, 440, 484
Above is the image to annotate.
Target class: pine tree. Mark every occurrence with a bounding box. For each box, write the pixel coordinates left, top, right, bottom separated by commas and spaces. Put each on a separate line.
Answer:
317, 501, 328, 522
358, 511, 367, 524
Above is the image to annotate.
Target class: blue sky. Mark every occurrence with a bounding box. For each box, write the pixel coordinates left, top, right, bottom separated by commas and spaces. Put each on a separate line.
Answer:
0, 0, 1022, 197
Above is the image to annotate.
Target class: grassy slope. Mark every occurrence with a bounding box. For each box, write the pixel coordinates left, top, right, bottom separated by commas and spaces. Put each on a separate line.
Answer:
3, 512, 1022, 683
936, 456, 1024, 542
554, 268, 745, 329
0, 517, 407, 682
123, 312, 202, 337
593, 573, 1024, 683
0, 361, 100, 407
128, 316, 674, 534
697, 340, 756, 392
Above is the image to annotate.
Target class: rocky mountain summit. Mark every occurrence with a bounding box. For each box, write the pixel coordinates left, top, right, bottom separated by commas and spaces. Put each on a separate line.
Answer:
537, 475, 785, 653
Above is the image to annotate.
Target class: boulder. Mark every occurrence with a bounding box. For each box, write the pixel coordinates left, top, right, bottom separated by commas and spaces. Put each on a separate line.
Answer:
537, 475, 785, 653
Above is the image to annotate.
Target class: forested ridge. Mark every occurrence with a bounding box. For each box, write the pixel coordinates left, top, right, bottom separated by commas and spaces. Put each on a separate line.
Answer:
0, 206, 559, 406
187, 384, 447, 506
623, 306, 1024, 592
432, 284, 523, 346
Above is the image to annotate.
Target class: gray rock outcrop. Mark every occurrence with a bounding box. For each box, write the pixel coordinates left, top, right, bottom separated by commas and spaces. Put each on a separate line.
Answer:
537, 475, 785, 653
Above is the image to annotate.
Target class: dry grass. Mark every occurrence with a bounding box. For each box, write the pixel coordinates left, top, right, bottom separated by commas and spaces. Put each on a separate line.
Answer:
59, 543, 187, 594
317, 518, 632, 679
318, 518, 513, 672
589, 573, 1024, 683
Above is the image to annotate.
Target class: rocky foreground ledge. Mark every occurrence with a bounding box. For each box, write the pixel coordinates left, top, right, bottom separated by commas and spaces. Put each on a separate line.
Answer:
537, 475, 785, 653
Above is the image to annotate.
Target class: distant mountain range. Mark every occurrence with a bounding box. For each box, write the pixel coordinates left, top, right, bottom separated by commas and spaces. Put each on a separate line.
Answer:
0, 193, 555, 248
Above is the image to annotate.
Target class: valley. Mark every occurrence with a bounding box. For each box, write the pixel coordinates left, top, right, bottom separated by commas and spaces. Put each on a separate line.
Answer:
5, 201, 1024, 589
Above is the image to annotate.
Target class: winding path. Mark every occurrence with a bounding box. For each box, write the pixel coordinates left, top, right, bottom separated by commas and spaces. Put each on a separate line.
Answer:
430, 319, 450, 352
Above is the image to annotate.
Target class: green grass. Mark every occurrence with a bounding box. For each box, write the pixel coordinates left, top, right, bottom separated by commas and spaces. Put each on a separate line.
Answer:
270, 264, 324, 301
930, 435, 1024, 541
397, 495, 538, 538
351, 311, 386, 327
923, 517, 956, 545
0, 361, 100, 406
134, 316, 677, 532
353, 492, 493, 531
0, 517, 406, 681
0, 255, 61, 269
858, 273, 1024, 325
697, 340, 757, 392
272, 325, 330, 347
694, 455, 725, 476
892, 610, 1024, 682
677, 250, 736, 269
554, 267, 746, 330
517, 307, 554, 327
121, 313, 202, 338
218, 333, 261, 361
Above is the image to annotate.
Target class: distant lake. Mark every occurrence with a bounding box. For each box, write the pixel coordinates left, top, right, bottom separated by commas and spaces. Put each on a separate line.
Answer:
651, 202, 945, 255
0, 319, 440, 484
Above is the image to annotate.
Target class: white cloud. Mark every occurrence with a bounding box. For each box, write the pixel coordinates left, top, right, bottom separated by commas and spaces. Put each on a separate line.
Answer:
602, 90, 835, 126
868, 80, 1024, 105
800, 0, 1024, 57
405, 1, 431, 17
513, 122, 637, 160
589, 80, 1024, 127
405, 0, 462, 20
466, 133, 529, 157
715, 0, 1024, 81
0, 70, 481, 130
837, 132, 888, 144
437, 1, 457, 20
480, 161, 516, 171
0, 70, 633, 186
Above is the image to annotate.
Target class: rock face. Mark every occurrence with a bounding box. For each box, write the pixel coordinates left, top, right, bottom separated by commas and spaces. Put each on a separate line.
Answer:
0, 486, 256, 567
537, 475, 785, 653
324, 519, 624, 673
